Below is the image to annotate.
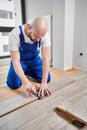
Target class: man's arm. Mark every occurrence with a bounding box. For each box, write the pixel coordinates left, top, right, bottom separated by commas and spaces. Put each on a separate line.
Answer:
41, 46, 51, 83
10, 50, 36, 96
38, 46, 51, 97
10, 50, 28, 84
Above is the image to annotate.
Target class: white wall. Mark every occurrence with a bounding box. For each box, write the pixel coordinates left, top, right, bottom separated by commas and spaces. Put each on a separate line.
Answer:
73, 0, 87, 70
25, 0, 87, 71
53, 0, 65, 70
25, 0, 52, 21
14, 0, 22, 25
25, 0, 52, 40
64, 0, 75, 70
53, 0, 75, 70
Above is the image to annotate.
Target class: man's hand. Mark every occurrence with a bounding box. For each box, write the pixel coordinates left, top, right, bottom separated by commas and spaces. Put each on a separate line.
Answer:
38, 83, 51, 97
24, 82, 36, 96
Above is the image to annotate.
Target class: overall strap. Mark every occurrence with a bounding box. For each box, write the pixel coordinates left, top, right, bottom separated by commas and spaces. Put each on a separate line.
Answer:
38, 39, 41, 48
19, 25, 25, 42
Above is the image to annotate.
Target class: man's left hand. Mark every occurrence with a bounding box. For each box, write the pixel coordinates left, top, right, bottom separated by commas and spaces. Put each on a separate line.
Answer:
38, 83, 51, 97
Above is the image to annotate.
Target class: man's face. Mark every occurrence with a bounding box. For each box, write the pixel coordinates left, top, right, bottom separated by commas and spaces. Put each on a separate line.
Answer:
27, 26, 42, 42
28, 31, 41, 42
26, 24, 46, 42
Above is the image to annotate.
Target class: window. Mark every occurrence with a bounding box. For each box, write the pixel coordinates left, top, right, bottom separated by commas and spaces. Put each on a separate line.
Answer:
0, 10, 13, 19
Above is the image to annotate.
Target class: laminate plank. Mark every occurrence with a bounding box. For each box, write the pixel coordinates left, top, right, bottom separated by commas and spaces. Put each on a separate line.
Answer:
0, 77, 75, 117
0, 94, 37, 118
0, 76, 87, 130
69, 71, 87, 80
19, 86, 87, 130
0, 65, 9, 86
0, 86, 24, 102
63, 96, 87, 122
37, 111, 87, 130
56, 80, 87, 123
48, 77, 75, 92
19, 110, 87, 130
18, 116, 53, 130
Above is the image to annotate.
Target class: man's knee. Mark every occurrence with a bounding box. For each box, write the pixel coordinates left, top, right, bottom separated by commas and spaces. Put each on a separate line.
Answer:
6, 79, 22, 89
6, 73, 22, 89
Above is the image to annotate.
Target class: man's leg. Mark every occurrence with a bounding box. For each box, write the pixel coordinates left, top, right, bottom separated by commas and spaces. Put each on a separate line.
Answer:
30, 65, 51, 83
26, 58, 51, 83
6, 61, 27, 89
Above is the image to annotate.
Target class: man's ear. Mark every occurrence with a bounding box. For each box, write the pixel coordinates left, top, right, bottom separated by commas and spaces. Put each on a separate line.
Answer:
27, 24, 32, 29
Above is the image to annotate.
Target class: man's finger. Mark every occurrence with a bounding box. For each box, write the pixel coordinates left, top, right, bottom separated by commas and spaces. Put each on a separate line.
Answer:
38, 88, 43, 97
25, 90, 29, 96
48, 89, 52, 94
38, 89, 41, 97
45, 88, 51, 96
44, 89, 49, 96
25, 88, 34, 96
32, 84, 36, 92
41, 89, 44, 97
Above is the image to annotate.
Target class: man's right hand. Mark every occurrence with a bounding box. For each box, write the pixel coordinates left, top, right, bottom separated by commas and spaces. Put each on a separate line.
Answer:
24, 82, 36, 96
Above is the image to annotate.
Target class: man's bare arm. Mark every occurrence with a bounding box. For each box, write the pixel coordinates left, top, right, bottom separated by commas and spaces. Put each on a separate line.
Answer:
10, 50, 36, 95
41, 46, 51, 83
38, 46, 51, 97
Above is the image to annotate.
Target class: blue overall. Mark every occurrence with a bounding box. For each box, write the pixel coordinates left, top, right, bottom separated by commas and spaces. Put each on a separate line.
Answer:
7, 26, 51, 89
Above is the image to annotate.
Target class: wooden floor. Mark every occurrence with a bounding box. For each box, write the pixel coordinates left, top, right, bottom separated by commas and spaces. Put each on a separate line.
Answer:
0, 67, 81, 102
0, 67, 87, 130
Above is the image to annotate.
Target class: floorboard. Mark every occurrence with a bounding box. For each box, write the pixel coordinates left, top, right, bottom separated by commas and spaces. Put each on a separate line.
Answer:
0, 77, 75, 117
0, 68, 87, 130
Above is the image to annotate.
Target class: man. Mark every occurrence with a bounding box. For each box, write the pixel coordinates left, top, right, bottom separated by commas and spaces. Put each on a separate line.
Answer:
7, 17, 51, 97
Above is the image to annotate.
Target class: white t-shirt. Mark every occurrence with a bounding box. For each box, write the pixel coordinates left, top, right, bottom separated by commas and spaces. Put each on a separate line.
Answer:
9, 25, 51, 51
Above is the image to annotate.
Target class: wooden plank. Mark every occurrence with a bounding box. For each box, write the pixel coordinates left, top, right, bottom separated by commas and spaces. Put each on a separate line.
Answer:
0, 94, 38, 118
18, 116, 52, 130
0, 77, 75, 118
55, 78, 87, 126
48, 77, 75, 92
30, 78, 87, 130
0, 75, 86, 119
17, 111, 87, 130
0, 86, 25, 102
0, 67, 80, 100
0, 76, 87, 130
0, 71, 8, 86
54, 107, 86, 129
69, 71, 87, 81
57, 94, 87, 122
0, 65, 9, 86
18, 111, 76, 130
65, 96, 87, 123
37, 111, 87, 130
